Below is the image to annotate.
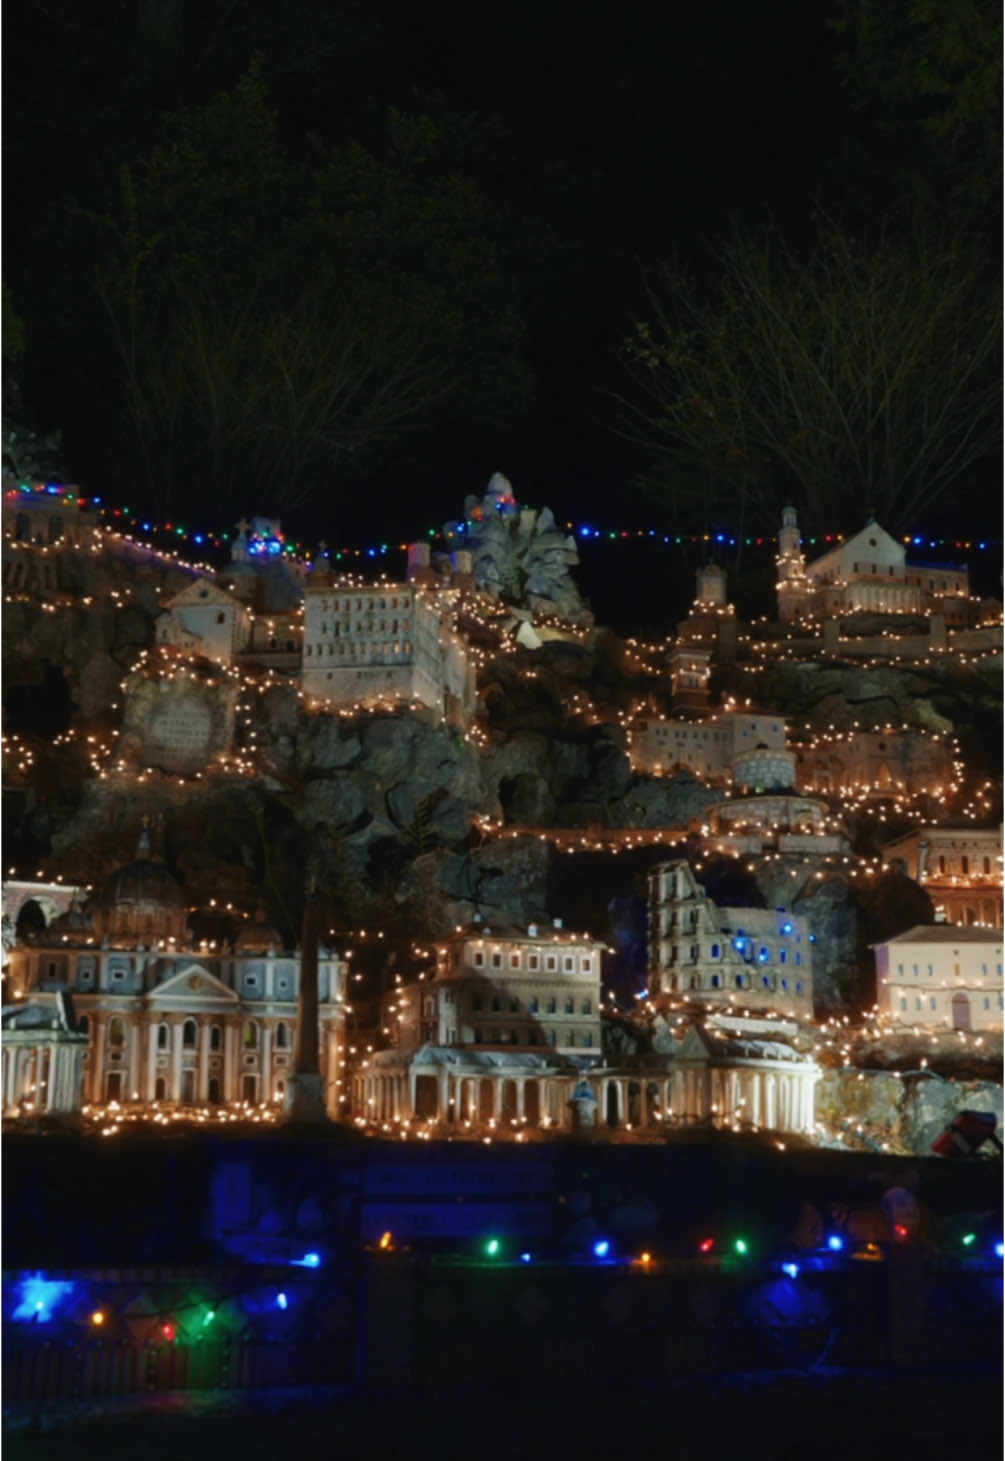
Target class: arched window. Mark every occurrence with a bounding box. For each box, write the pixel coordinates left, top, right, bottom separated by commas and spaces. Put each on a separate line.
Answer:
108, 1017, 124, 1048
711, 974, 721, 989
154, 1076, 166, 1100
208, 1077, 221, 1104
243, 1021, 258, 1048
983, 856, 992, 875
182, 1019, 197, 1048
157, 1023, 169, 1050
210, 1025, 222, 1052
275, 1022, 288, 1048
961, 855, 970, 875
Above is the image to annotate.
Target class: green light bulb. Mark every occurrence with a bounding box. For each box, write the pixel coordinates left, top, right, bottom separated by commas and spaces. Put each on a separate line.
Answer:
485, 1238, 500, 1257
962, 1233, 976, 1247
734, 1239, 749, 1256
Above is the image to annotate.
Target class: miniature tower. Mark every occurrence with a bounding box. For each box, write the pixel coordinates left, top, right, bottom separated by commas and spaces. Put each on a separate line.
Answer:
776, 506, 809, 622
695, 563, 727, 606
669, 644, 711, 714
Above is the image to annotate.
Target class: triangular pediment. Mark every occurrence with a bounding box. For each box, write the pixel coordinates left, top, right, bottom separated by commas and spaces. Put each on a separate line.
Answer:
146, 963, 238, 1004
164, 579, 242, 610
675, 1025, 713, 1062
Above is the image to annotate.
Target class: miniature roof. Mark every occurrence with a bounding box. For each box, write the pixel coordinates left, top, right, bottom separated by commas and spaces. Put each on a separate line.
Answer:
805, 519, 905, 575
164, 578, 243, 610
875, 925, 1003, 946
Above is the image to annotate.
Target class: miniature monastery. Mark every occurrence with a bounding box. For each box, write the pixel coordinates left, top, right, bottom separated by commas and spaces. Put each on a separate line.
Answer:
630, 710, 788, 782
2, 828, 345, 1114
873, 925, 1003, 1032
882, 825, 1003, 928
776, 507, 973, 624
648, 860, 814, 1020
302, 578, 475, 725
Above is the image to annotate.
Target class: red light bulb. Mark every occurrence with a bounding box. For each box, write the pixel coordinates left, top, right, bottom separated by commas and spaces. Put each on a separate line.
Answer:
699, 1238, 715, 1254
162, 1323, 176, 1342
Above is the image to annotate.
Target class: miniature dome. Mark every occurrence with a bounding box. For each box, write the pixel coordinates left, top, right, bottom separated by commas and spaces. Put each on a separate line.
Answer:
90, 824, 189, 945
233, 907, 283, 955
47, 900, 93, 946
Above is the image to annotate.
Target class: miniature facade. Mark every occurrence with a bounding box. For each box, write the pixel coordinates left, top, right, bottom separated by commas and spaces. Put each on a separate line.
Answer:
302, 581, 474, 722
156, 580, 252, 666
3, 835, 346, 1113
630, 711, 788, 781
794, 730, 956, 801
351, 920, 605, 1126
882, 826, 1003, 927
648, 860, 814, 1017
2, 483, 102, 593
2, 990, 88, 1115
873, 925, 1003, 1031
701, 791, 847, 859
776, 509, 972, 623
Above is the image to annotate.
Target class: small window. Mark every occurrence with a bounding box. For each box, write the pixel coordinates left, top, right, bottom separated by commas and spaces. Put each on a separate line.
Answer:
929, 997, 936, 1010
736, 975, 745, 989
567, 1032, 576, 1047
983, 997, 990, 1010
711, 944, 721, 959
183, 1019, 197, 1048
762, 976, 771, 988
711, 974, 721, 989
243, 1021, 258, 1049
581, 999, 591, 1014
474, 1028, 483, 1043
795, 953, 802, 966
510, 953, 520, 969
581, 957, 592, 972
779, 949, 787, 964
547, 998, 557, 1014
781, 979, 788, 991
108, 1017, 124, 1049
900, 997, 908, 1011
491, 953, 502, 969
510, 998, 520, 1013
528, 955, 539, 971
564, 998, 574, 1014
276, 1022, 288, 1048
491, 997, 501, 1012
546, 956, 557, 971
210, 1025, 222, 1052
473, 951, 484, 967
529, 997, 539, 1013
584, 1033, 593, 1048
216, 611, 226, 624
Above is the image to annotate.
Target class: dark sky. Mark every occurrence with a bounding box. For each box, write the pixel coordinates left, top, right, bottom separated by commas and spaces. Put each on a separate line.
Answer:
3, 0, 992, 581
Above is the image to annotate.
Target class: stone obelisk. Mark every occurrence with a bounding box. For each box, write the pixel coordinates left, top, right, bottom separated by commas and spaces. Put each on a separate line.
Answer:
283, 868, 329, 1124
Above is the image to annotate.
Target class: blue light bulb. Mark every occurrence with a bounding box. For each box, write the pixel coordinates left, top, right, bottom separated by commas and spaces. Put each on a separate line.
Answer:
593, 1239, 611, 1259
995, 1242, 1004, 1259
782, 1262, 799, 1279
276, 1292, 288, 1310
827, 1235, 843, 1252
520, 1252, 532, 1264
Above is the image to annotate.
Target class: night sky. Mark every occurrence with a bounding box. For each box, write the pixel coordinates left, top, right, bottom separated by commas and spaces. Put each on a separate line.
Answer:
3, 0, 999, 605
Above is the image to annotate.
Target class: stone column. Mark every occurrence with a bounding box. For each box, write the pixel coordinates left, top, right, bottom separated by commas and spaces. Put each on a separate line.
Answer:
438, 1067, 449, 1121
749, 1070, 761, 1127
407, 1068, 417, 1118
638, 1081, 647, 1128
91, 1018, 105, 1104
146, 1025, 158, 1103
198, 1021, 212, 1103
493, 1078, 503, 1120
516, 1080, 525, 1119
260, 1023, 273, 1107
224, 1021, 238, 1103
171, 1021, 183, 1101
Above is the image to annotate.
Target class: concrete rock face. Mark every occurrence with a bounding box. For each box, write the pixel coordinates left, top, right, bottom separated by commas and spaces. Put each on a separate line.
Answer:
119, 668, 238, 775
816, 1068, 1004, 1156
443, 475, 589, 623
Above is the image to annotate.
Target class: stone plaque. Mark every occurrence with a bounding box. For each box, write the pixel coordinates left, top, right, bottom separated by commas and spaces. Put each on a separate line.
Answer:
148, 700, 213, 773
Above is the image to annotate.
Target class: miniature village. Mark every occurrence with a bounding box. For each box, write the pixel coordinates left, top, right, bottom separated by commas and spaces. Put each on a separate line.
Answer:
2, 473, 1003, 1157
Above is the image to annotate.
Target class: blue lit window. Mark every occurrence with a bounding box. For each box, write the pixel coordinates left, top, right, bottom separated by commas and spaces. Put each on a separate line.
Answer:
736, 975, 745, 989
711, 975, 720, 989
711, 944, 721, 958
779, 950, 787, 964
796, 953, 802, 966
762, 976, 771, 988
758, 947, 770, 963
796, 982, 803, 994
781, 979, 788, 990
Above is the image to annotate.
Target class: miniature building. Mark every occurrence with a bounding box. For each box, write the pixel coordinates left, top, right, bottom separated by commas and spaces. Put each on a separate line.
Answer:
351, 920, 605, 1127
2, 483, 101, 594
794, 730, 956, 801
302, 580, 475, 722
775, 509, 973, 624
630, 711, 788, 781
701, 790, 846, 858
1, 989, 88, 1115
648, 860, 814, 1018
873, 925, 1003, 1031
675, 565, 738, 662
882, 826, 1003, 928
237, 610, 303, 671
731, 744, 798, 794
672, 1020, 819, 1134
668, 645, 711, 714
156, 579, 253, 666
3, 830, 345, 1112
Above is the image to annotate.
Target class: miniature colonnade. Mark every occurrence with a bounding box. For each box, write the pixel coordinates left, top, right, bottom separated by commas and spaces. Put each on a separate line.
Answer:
352, 1057, 817, 1135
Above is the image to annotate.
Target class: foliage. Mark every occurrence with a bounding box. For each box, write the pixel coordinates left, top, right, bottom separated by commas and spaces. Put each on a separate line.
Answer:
621, 220, 1000, 532
829, 0, 1002, 225
90, 63, 530, 516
